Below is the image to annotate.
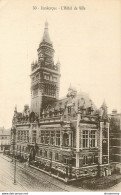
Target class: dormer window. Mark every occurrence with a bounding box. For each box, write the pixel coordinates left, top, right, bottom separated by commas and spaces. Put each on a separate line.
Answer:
87, 107, 91, 114
68, 106, 71, 115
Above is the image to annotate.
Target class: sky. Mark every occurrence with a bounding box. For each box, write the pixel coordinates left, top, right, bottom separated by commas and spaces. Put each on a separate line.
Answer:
0, 0, 121, 128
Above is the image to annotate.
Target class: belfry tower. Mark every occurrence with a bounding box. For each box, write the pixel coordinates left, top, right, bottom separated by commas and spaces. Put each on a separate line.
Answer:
30, 21, 61, 116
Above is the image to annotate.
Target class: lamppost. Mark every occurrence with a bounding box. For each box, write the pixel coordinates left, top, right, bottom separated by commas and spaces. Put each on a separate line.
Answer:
50, 150, 52, 174
12, 127, 17, 184
14, 156, 17, 184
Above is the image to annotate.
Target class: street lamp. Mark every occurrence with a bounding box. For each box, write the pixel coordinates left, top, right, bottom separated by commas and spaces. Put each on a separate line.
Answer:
50, 151, 52, 174
12, 127, 17, 184
14, 156, 17, 184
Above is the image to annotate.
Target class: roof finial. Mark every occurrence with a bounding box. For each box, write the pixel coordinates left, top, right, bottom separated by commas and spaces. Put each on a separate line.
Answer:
101, 99, 107, 108
69, 83, 72, 89
45, 20, 48, 29
14, 105, 17, 113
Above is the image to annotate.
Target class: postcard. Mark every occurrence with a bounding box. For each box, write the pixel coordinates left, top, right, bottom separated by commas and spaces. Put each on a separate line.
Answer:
0, 0, 120, 193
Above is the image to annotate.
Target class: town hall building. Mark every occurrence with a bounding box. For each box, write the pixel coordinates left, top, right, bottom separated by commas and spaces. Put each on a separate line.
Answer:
10, 21, 113, 181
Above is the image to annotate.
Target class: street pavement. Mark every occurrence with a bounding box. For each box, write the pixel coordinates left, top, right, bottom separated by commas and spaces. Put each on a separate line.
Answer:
0, 153, 120, 192
0, 154, 86, 192
0, 155, 25, 191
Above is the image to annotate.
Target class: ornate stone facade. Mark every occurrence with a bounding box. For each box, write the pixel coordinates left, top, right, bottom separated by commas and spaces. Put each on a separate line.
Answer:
10, 22, 112, 180
109, 110, 121, 173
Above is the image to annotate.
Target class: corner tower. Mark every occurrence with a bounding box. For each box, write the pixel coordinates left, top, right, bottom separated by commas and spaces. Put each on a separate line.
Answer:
30, 21, 61, 116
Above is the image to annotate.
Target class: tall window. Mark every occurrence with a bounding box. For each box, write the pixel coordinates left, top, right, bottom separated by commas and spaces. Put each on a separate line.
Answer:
45, 131, 50, 144
83, 156, 88, 165
23, 131, 26, 141
63, 133, 69, 147
27, 131, 29, 142
55, 153, 59, 161
17, 131, 20, 141
40, 131, 44, 144
21, 131, 23, 141
90, 130, 96, 147
49, 152, 52, 159
56, 131, 60, 146
53, 85, 56, 97
50, 131, 55, 145
22, 146, 24, 152
40, 149, 42, 156
44, 151, 47, 158
32, 130, 36, 143
92, 155, 96, 164
68, 106, 71, 115
83, 130, 89, 148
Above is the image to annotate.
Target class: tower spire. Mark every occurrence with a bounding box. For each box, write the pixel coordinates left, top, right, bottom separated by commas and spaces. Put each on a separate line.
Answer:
41, 21, 52, 44
32, 21, 61, 116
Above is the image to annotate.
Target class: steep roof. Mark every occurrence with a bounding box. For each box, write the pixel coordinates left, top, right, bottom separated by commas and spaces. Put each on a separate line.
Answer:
44, 90, 97, 114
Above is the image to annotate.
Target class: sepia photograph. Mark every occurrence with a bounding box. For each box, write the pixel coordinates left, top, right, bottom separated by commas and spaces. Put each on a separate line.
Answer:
0, 0, 121, 193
